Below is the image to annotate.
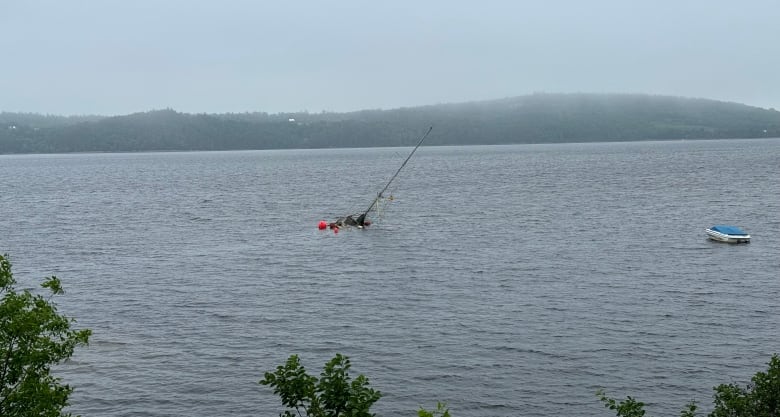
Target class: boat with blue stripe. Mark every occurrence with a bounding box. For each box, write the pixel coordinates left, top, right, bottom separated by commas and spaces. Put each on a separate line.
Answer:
706, 225, 751, 243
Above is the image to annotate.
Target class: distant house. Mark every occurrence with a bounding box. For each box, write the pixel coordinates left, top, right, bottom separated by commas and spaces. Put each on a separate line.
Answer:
288, 118, 295, 122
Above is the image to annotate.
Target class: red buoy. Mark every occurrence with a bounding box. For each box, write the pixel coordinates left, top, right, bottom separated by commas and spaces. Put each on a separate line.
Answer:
333, 227, 339, 234
318, 220, 327, 230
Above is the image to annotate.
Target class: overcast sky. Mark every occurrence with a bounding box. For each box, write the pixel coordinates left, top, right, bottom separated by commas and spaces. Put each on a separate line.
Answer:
1, 0, 778, 115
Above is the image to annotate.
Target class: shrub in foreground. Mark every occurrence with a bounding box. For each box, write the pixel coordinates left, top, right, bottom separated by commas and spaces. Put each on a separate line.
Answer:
599, 354, 780, 417
0, 254, 91, 417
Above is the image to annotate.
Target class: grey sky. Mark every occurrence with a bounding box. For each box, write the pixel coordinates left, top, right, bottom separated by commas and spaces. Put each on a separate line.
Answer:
1, 0, 778, 115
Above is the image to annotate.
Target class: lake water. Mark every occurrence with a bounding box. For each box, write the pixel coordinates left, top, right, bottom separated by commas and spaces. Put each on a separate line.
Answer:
1, 139, 779, 417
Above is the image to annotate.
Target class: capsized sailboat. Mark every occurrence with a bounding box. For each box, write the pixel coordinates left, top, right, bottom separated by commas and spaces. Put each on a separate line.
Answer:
319, 126, 433, 231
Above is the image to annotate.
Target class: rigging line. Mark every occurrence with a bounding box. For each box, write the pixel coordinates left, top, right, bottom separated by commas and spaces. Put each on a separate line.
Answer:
360, 126, 433, 219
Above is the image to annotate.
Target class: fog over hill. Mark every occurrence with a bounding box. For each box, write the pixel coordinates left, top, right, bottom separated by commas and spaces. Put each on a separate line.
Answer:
2, 93, 779, 154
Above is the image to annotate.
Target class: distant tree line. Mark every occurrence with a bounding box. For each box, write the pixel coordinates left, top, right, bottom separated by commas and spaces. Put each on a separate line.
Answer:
2, 94, 779, 154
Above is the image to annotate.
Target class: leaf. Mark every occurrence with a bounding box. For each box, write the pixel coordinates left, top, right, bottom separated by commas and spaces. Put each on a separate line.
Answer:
41, 276, 64, 295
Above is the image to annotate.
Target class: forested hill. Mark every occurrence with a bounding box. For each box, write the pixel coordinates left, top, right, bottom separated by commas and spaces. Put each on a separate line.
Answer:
2, 93, 779, 154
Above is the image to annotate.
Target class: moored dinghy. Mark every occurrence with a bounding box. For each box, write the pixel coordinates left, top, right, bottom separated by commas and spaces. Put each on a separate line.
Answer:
706, 225, 751, 243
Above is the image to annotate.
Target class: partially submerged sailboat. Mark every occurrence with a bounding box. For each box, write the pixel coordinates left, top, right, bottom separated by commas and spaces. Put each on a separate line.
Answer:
320, 126, 433, 231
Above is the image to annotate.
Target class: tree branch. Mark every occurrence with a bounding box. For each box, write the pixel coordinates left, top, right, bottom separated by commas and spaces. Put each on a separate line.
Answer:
0, 337, 15, 388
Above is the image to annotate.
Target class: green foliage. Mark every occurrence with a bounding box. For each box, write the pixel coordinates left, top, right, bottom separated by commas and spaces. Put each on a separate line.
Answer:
418, 401, 451, 417
0, 254, 91, 417
260, 353, 382, 417
710, 354, 780, 417
597, 389, 698, 417
597, 389, 648, 417
680, 401, 698, 417
599, 355, 780, 417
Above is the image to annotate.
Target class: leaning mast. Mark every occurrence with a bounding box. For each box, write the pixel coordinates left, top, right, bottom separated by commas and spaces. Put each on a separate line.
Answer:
358, 126, 433, 223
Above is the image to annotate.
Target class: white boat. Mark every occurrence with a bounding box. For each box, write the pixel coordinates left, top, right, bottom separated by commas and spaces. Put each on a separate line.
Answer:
706, 225, 751, 243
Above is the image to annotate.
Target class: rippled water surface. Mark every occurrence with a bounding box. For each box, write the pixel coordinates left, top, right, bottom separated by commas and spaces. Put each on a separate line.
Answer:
1, 139, 779, 417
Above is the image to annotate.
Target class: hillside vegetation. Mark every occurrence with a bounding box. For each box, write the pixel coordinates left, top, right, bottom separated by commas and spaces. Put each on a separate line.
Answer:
2, 94, 779, 154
